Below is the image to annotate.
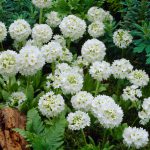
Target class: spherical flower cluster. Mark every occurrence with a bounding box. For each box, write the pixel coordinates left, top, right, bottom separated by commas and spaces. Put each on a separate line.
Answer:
88, 21, 105, 38
122, 85, 142, 101
18, 45, 45, 76
38, 91, 65, 118
53, 34, 66, 47
9, 19, 31, 41
25, 39, 43, 48
0, 50, 19, 77
46, 11, 61, 28
87, 7, 113, 23
91, 95, 123, 128
60, 48, 73, 62
113, 29, 133, 48
89, 61, 111, 81
0, 22, 7, 42
71, 91, 93, 111
41, 41, 63, 63
47, 63, 83, 94
67, 111, 90, 130
138, 97, 150, 125
59, 15, 86, 41
32, 24, 52, 44
81, 39, 106, 63
128, 69, 149, 87
10, 92, 26, 106
72, 56, 89, 68
123, 127, 149, 149
32, 0, 52, 8
111, 58, 133, 79
60, 71, 83, 94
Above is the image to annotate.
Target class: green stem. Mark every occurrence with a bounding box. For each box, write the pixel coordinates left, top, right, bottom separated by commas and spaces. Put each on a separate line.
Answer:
121, 48, 125, 58
102, 130, 107, 147
81, 129, 87, 145
131, 116, 138, 126
39, 8, 43, 24
51, 62, 55, 75
95, 81, 100, 96
0, 42, 4, 51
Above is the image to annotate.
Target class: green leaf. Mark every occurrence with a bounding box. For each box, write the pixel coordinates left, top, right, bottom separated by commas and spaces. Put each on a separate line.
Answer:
145, 45, 150, 54
43, 114, 67, 150
26, 108, 45, 135
1, 90, 10, 101
26, 85, 34, 101
133, 45, 145, 53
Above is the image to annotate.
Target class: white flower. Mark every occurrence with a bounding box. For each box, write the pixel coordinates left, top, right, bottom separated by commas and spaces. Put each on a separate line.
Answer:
0, 22, 7, 42
0, 50, 19, 77
123, 127, 149, 149
91, 95, 123, 128
128, 69, 149, 87
87, 7, 113, 23
122, 85, 142, 101
18, 45, 45, 76
32, 0, 52, 8
10, 92, 26, 106
81, 39, 106, 63
46, 11, 61, 28
60, 48, 73, 62
38, 91, 65, 118
89, 61, 111, 81
59, 15, 86, 41
67, 111, 90, 130
25, 39, 43, 48
71, 91, 93, 111
113, 29, 133, 48
88, 21, 105, 38
9, 19, 31, 41
111, 58, 133, 79
41, 41, 63, 63
72, 56, 89, 68
32, 24, 52, 44
49, 63, 83, 94
138, 97, 150, 125
60, 71, 83, 94
53, 34, 66, 47
87, 7, 105, 22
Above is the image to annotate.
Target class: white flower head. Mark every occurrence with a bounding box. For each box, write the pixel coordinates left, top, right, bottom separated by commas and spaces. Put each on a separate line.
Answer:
9, 19, 31, 41
60, 71, 83, 94
81, 39, 106, 63
122, 85, 142, 101
18, 45, 45, 76
32, 0, 52, 8
53, 34, 66, 47
138, 97, 150, 125
71, 91, 93, 111
67, 111, 90, 130
59, 15, 86, 41
32, 24, 53, 44
41, 41, 63, 63
46, 11, 61, 28
0, 50, 19, 77
0, 22, 7, 42
123, 127, 149, 149
113, 29, 133, 48
25, 39, 43, 48
60, 48, 73, 62
38, 91, 65, 118
91, 95, 123, 128
87, 7, 105, 22
89, 61, 111, 81
10, 92, 26, 106
88, 21, 105, 38
111, 58, 133, 79
72, 56, 89, 68
128, 69, 149, 87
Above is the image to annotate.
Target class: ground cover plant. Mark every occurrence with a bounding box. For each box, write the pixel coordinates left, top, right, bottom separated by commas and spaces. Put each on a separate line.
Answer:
0, 0, 150, 149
